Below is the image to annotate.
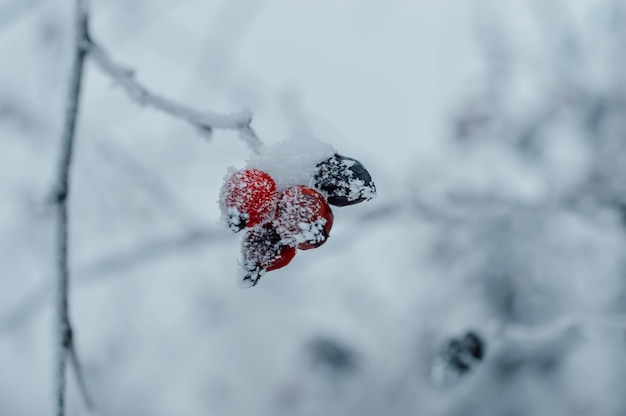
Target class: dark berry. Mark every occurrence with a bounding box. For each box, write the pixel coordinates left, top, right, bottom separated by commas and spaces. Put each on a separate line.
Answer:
314, 154, 376, 207
241, 223, 296, 287
307, 337, 358, 375
441, 331, 485, 375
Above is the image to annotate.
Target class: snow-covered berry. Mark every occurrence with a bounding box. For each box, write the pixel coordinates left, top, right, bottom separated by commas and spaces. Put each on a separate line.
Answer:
275, 185, 334, 250
220, 168, 278, 231
241, 223, 296, 287
314, 154, 376, 207
442, 331, 485, 374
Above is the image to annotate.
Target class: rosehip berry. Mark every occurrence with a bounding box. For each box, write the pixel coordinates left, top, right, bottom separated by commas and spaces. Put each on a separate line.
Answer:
314, 154, 376, 207
275, 185, 334, 250
241, 223, 296, 287
220, 168, 278, 231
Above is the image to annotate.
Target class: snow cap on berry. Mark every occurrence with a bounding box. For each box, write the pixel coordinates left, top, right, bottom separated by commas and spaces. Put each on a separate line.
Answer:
246, 138, 336, 192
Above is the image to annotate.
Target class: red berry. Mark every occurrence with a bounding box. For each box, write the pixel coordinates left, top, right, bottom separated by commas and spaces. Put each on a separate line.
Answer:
220, 169, 278, 231
275, 185, 334, 250
241, 224, 296, 287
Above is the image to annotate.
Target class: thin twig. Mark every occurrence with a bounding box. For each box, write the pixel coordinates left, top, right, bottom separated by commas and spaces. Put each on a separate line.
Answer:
86, 37, 263, 154
54, 1, 93, 415
69, 340, 96, 411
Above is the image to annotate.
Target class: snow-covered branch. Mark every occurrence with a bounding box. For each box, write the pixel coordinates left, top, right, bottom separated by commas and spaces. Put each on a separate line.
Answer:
86, 37, 263, 153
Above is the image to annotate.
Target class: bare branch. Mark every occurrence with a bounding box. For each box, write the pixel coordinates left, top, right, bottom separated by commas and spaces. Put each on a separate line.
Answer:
86, 37, 263, 154
1, 228, 223, 335
69, 339, 95, 412
54, 1, 93, 414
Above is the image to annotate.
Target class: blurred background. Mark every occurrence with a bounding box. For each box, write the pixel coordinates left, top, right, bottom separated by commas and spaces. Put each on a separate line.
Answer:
1, 0, 626, 415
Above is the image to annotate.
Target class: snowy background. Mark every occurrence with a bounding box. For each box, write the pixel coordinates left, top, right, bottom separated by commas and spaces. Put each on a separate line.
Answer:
2, 0, 626, 415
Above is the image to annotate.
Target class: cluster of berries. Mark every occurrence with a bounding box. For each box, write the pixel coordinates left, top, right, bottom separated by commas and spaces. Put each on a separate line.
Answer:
220, 154, 375, 287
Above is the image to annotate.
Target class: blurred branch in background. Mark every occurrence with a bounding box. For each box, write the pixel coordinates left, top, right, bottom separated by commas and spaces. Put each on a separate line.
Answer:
1, 227, 223, 335
431, 312, 626, 390
92, 137, 207, 231
184, 0, 268, 99
454, 0, 626, 215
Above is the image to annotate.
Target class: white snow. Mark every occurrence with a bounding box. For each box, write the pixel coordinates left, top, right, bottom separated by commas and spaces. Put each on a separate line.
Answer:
246, 138, 336, 193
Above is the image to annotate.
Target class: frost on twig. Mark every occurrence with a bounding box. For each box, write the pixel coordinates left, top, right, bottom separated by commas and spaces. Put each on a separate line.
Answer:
86, 37, 262, 154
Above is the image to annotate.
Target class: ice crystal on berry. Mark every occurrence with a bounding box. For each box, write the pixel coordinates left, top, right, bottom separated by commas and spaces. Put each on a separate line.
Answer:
240, 224, 296, 288
314, 154, 376, 206
219, 168, 278, 230
274, 186, 333, 250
